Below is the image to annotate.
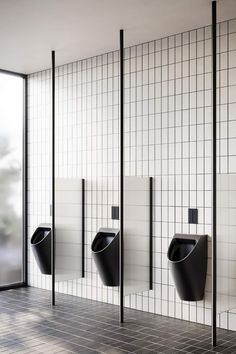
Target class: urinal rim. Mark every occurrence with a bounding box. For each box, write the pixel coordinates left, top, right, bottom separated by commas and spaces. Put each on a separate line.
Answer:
91, 230, 119, 254
31, 227, 51, 246
167, 237, 199, 264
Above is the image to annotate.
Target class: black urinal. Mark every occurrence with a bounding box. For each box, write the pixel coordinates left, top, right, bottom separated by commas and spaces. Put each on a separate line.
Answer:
167, 234, 208, 301
31, 224, 51, 275
91, 228, 119, 286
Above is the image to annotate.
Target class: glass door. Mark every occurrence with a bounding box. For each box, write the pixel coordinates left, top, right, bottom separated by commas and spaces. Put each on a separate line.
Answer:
0, 71, 25, 288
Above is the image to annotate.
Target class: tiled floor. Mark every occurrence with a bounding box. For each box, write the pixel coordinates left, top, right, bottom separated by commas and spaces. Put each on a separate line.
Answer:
0, 288, 236, 354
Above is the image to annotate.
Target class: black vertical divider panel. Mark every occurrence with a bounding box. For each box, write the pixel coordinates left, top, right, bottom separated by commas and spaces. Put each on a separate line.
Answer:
212, 0, 217, 347
23, 75, 28, 286
82, 179, 85, 277
150, 177, 153, 290
51, 51, 55, 306
119, 29, 124, 323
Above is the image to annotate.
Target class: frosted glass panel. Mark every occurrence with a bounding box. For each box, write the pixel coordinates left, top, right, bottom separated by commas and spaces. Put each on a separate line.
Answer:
55, 178, 83, 282
217, 174, 236, 313
0, 73, 24, 286
124, 177, 151, 296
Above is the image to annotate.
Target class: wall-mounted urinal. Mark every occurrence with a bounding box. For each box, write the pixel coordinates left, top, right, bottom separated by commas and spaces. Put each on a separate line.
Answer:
91, 228, 119, 286
167, 234, 208, 301
31, 224, 51, 275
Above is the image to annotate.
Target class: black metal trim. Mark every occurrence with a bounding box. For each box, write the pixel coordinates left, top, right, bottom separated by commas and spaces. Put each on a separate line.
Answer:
51, 51, 55, 306
0, 283, 27, 292
82, 179, 85, 277
0, 68, 26, 78
23, 75, 28, 286
119, 29, 124, 324
150, 177, 153, 290
212, 0, 217, 347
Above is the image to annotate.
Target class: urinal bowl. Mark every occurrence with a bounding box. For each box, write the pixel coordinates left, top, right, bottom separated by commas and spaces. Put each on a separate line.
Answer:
31, 225, 51, 275
167, 234, 208, 301
91, 228, 119, 286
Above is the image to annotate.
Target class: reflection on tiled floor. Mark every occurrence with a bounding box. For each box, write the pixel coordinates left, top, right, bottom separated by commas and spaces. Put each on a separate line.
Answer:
0, 288, 236, 354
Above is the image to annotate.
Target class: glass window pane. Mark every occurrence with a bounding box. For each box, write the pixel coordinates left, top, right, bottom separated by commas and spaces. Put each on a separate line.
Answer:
0, 73, 24, 286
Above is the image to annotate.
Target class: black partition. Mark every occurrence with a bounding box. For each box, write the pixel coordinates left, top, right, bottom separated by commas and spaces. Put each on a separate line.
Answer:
51, 50, 55, 306
119, 29, 124, 323
212, 0, 217, 346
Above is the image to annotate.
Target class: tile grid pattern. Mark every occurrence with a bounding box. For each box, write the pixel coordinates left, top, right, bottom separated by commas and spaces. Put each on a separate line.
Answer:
0, 287, 236, 354
27, 19, 236, 330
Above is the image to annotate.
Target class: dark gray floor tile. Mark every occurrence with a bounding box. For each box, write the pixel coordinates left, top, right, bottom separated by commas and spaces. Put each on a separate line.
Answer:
0, 288, 235, 354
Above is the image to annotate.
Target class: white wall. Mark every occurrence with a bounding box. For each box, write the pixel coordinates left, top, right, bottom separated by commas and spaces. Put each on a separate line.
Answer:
27, 18, 236, 330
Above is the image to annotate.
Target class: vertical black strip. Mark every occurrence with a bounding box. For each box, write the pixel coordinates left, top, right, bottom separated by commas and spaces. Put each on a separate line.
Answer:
119, 29, 124, 323
149, 177, 153, 290
23, 76, 28, 286
212, 0, 217, 347
51, 50, 55, 306
82, 178, 85, 277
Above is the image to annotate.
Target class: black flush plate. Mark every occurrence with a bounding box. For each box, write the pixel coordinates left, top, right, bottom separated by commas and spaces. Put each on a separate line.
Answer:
188, 208, 198, 224
111, 206, 119, 220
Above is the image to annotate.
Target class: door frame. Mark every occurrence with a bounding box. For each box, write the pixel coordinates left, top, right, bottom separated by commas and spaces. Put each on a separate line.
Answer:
0, 68, 27, 291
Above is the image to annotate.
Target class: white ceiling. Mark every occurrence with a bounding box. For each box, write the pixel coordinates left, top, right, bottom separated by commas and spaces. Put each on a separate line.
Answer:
0, 0, 235, 74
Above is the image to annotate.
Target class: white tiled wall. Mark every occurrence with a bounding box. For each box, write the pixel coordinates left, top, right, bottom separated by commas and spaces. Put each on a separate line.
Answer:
27, 19, 236, 330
